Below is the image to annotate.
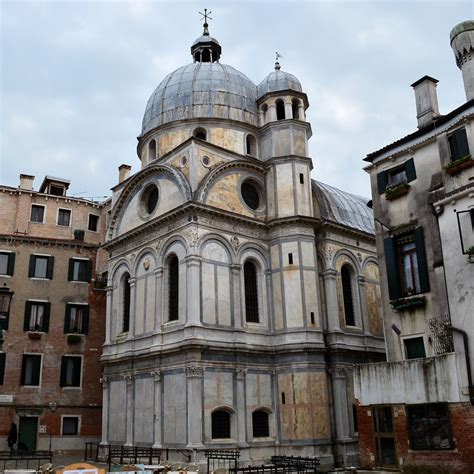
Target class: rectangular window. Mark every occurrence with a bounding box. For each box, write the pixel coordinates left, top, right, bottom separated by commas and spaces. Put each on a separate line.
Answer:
88, 214, 99, 232
29, 255, 54, 279
299, 173, 304, 184
0, 251, 15, 276
387, 166, 407, 188
407, 403, 453, 450
62, 416, 79, 435
68, 259, 92, 282
310, 312, 315, 324
60, 356, 82, 387
24, 301, 50, 332
456, 209, 474, 254
0, 353, 5, 385
377, 158, 416, 194
288, 253, 293, 265
404, 337, 426, 359
64, 304, 89, 335
57, 209, 71, 227
448, 127, 470, 162
21, 354, 42, 386
49, 185, 65, 196
383, 228, 430, 300
30, 205, 45, 223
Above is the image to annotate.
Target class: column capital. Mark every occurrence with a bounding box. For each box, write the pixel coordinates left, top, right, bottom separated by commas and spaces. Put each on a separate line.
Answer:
235, 368, 247, 380
357, 275, 366, 284
128, 278, 137, 287
185, 255, 202, 267
124, 374, 133, 385
230, 264, 242, 273
100, 376, 109, 388
154, 268, 163, 277
151, 370, 161, 382
331, 367, 348, 379
321, 268, 338, 279
105, 286, 113, 294
186, 365, 203, 378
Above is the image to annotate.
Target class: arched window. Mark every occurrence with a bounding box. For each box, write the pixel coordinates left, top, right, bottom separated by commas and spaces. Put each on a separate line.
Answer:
168, 255, 179, 321
252, 410, 269, 438
193, 127, 207, 141
122, 273, 131, 332
246, 134, 257, 156
292, 99, 300, 120
341, 264, 355, 326
211, 410, 231, 439
148, 139, 157, 162
244, 261, 259, 323
276, 100, 285, 120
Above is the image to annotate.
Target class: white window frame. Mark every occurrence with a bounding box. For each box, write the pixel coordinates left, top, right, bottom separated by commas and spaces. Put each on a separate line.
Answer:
56, 207, 72, 227
30, 204, 46, 224
62, 354, 83, 389
60, 414, 81, 436
0, 250, 13, 277
87, 213, 100, 233
22, 352, 43, 388
70, 257, 90, 283
30, 253, 52, 280
66, 302, 89, 334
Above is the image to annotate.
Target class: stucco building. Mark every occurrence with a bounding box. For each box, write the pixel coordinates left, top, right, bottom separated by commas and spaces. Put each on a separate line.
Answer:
101, 23, 385, 468
0, 175, 108, 453
355, 20, 474, 473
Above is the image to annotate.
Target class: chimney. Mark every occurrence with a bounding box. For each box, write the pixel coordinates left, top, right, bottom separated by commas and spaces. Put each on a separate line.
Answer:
411, 76, 440, 129
118, 164, 132, 183
19, 174, 35, 190
450, 20, 474, 101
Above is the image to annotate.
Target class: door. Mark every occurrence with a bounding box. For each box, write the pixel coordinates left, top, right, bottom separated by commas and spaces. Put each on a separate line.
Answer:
18, 416, 38, 451
373, 406, 396, 466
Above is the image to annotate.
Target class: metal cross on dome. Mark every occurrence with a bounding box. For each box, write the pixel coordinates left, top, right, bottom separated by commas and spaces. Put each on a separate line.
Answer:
199, 8, 212, 25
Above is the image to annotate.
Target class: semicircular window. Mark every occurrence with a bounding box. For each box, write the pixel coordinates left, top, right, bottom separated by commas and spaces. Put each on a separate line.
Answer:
241, 181, 261, 210
142, 184, 159, 215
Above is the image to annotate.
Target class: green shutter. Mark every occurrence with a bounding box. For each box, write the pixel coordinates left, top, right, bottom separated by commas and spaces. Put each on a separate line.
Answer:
377, 171, 388, 194
456, 128, 470, 159
68, 259, 74, 281
64, 304, 71, 333
415, 227, 430, 293
60, 357, 67, 387
20, 354, 27, 385
72, 358, 81, 386
0, 353, 5, 385
24, 301, 32, 331
31, 356, 41, 385
384, 237, 401, 300
82, 306, 89, 335
86, 260, 93, 283
7, 253, 15, 276
405, 158, 417, 182
43, 303, 50, 332
28, 255, 35, 277
46, 256, 54, 280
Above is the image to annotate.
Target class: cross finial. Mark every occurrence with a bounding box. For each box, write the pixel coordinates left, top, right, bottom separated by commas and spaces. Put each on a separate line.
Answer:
199, 8, 212, 35
275, 52, 283, 70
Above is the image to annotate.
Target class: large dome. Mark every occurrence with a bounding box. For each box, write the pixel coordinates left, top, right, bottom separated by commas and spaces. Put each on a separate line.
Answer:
257, 66, 302, 99
141, 62, 258, 135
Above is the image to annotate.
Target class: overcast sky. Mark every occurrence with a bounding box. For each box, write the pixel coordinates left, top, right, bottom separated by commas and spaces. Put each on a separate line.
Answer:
1, 0, 473, 200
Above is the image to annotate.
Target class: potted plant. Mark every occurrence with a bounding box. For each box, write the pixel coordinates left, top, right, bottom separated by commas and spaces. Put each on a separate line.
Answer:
467, 246, 474, 263
28, 331, 42, 340
67, 333, 84, 344
390, 295, 426, 311
444, 155, 474, 176
385, 182, 410, 201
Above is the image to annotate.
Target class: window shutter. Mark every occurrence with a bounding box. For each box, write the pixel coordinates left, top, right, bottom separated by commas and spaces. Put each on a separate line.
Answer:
46, 256, 54, 279
405, 158, 417, 182
82, 306, 89, 335
64, 304, 71, 333
24, 301, 32, 331
43, 303, 51, 332
32, 356, 41, 385
377, 171, 388, 194
28, 255, 35, 277
455, 128, 470, 159
20, 355, 27, 385
86, 260, 93, 283
383, 237, 401, 300
7, 253, 15, 276
60, 357, 67, 387
68, 259, 74, 281
73, 358, 81, 386
0, 353, 5, 385
414, 227, 430, 293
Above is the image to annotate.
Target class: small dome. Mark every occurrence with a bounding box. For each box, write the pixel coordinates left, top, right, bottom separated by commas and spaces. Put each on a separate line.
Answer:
192, 34, 220, 47
257, 64, 303, 99
141, 62, 258, 135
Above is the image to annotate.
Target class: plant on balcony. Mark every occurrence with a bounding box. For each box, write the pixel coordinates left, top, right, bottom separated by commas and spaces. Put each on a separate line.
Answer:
67, 333, 83, 344
444, 155, 474, 175
385, 182, 410, 201
28, 331, 42, 340
390, 295, 426, 311
467, 246, 474, 263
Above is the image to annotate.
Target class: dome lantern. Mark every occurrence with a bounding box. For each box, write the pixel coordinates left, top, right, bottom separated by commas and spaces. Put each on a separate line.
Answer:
191, 9, 221, 63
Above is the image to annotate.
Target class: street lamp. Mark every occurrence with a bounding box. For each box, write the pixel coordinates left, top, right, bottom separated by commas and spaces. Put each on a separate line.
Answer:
0, 284, 14, 352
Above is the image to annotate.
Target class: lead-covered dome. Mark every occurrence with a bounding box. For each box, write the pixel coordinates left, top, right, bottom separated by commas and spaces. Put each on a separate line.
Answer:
141, 62, 258, 136
257, 63, 302, 99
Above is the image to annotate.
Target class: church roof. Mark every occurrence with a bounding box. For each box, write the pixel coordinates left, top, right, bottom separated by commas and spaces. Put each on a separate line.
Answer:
312, 180, 374, 235
141, 62, 258, 135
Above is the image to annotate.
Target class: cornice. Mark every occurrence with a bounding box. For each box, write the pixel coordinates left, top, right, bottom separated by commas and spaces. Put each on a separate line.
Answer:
0, 233, 100, 249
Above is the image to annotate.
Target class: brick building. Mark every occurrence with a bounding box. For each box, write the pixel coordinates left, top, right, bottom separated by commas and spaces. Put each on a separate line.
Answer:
354, 20, 474, 473
0, 174, 108, 453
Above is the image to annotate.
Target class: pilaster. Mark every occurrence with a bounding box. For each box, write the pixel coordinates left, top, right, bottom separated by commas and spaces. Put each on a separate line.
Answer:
231, 264, 243, 329
125, 375, 134, 446
152, 371, 162, 448
186, 366, 204, 448
357, 275, 371, 334
236, 368, 248, 446
322, 269, 341, 331
100, 376, 109, 445
154, 268, 163, 330
105, 287, 113, 344
128, 278, 137, 338
185, 255, 202, 327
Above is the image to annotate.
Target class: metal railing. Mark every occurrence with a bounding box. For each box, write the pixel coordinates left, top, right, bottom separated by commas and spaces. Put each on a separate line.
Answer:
205, 449, 240, 473
0, 450, 53, 470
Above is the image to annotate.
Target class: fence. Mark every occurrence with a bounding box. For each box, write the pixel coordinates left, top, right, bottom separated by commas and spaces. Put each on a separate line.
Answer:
0, 450, 53, 470
205, 449, 240, 473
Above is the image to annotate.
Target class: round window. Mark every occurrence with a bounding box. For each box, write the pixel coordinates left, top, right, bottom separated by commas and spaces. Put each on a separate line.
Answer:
202, 156, 211, 167
241, 181, 261, 210
142, 184, 159, 215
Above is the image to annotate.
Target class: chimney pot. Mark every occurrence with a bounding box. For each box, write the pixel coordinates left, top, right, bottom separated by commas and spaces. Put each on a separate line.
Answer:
118, 164, 132, 183
19, 174, 35, 191
411, 75, 440, 129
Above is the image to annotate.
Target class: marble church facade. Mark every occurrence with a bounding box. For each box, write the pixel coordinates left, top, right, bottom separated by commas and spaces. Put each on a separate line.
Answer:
100, 23, 385, 468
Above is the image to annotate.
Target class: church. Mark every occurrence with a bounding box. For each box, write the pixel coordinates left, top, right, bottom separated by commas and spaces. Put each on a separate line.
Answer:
100, 18, 385, 469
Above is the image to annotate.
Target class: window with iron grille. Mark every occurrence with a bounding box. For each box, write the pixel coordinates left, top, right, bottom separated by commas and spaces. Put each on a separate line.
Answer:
211, 410, 231, 439
122, 273, 131, 332
169, 256, 179, 321
407, 403, 453, 450
341, 264, 355, 326
252, 410, 269, 438
244, 261, 259, 323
